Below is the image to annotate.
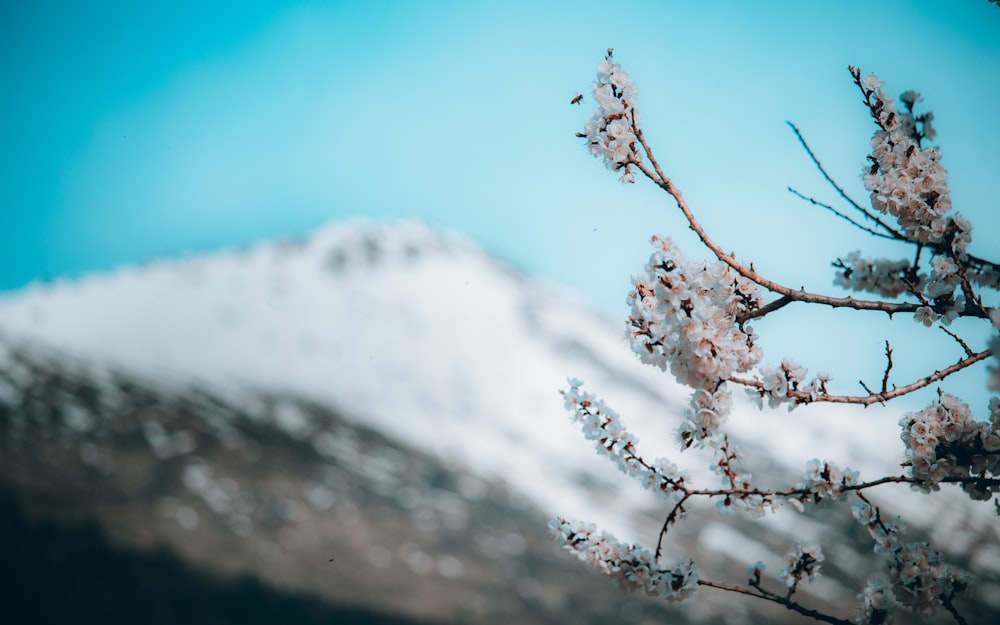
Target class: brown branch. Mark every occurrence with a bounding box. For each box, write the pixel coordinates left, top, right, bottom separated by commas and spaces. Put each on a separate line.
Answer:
858, 380, 879, 401
940, 588, 971, 625
730, 349, 991, 406
629, 156, 930, 316
655, 493, 691, 560
940, 326, 975, 358
698, 578, 853, 625
880, 341, 893, 394
682, 474, 1000, 501
627, 105, 995, 321
738, 294, 794, 323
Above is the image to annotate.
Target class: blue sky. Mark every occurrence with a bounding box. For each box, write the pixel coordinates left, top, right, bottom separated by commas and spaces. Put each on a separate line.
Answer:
2, 0, 998, 406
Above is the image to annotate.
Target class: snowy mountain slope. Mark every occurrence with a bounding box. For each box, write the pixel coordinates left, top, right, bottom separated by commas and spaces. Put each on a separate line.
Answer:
1, 219, 997, 619
0, 220, 688, 537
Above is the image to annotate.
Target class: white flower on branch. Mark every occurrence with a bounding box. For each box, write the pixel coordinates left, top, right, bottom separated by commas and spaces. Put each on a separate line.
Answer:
853, 496, 969, 617
912, 306, 939, 327
779, 542, 824, 590
855, 576, 896, 625
548, 518, 700, 602
582, 49, 642, 182
678, 386, 733, 448
627, 236, 763, 391
561, 379, 689, 501
861, 75, 972, 258
789, 459, 859, 510
899, 393, 1000, 499
833, 251, 910, 298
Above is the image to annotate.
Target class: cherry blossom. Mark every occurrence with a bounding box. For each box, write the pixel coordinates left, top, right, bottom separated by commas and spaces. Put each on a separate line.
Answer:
779, 542, 824, 591
548, 518, 699, 602
627, 236, 763, 390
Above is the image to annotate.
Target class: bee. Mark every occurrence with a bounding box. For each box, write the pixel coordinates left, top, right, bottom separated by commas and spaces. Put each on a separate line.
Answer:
570, 94, 584, 105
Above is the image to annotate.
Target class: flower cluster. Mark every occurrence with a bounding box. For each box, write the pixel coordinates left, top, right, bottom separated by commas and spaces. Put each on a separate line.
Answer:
562, 379, 688, 501
548, 518, 700, 602
861, 74, 964, 252
747, 359, 832, 409
627, 236, 763, 390
779, 542, 824, 591
853, 500, 967, 616
856, 73, 979, 327
899, 393, 1000, 500
833, 251, 911, 298
855, 577, 895, 625
678, 385, 733, 448
787, 459, 859, 511
581, 49, 641, 182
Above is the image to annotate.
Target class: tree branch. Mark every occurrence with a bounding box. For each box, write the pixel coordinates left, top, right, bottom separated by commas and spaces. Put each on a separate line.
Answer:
698, 578, 853, 625
730, 349, 991, 406
786, 122, 902, 239
880, 341, 893, 395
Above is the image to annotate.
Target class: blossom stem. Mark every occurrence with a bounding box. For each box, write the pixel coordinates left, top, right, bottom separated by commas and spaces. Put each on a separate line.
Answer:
729, 349, 991, 406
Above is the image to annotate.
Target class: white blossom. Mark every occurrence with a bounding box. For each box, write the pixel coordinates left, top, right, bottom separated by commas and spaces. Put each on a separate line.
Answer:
853, 499, 968, 616
678, 386, 733, 448
790, 459, 859, 508
862, 75, 972, 260
855, 576, 896, 625
627, 236, 763, 390
581, 50, 642, 181
562, 379, 688, 501
899, 394, 1000, 499
834, 251, 910, 298
549, 518, 699, 602
779, 542, 824, 589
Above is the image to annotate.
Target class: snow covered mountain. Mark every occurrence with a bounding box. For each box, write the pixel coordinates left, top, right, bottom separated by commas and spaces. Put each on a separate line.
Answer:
0, 220, 689, 536
1, 219, 997, 622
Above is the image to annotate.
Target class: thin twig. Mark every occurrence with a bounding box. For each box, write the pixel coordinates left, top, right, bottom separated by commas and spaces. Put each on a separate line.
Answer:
787, 187, 895, 239
858, 380, 880, 403
940, 326, 975, 358
655, 493, 691, 560
738, 294, 794, 323
880, 341, 893, 394
940, 589, 971, 625
786, 122, 902, 238
679, 475, 1000, 500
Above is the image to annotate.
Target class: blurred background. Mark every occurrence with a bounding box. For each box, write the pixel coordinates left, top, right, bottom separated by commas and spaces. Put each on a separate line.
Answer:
1, 1, 998, 623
